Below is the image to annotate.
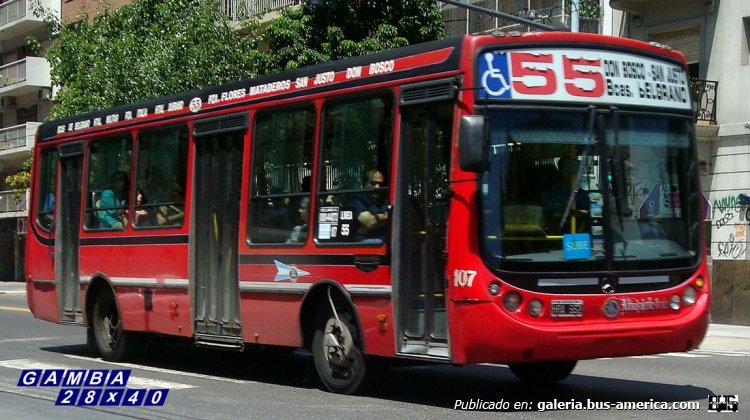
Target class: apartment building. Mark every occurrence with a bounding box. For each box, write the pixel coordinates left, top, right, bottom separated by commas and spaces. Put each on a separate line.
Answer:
0, 0, 59, 281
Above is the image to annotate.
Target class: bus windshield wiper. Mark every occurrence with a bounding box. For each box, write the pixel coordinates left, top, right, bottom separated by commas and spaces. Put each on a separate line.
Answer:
559, 106, 596, 229
610, 108, 626, 230
609, 108, 629, 257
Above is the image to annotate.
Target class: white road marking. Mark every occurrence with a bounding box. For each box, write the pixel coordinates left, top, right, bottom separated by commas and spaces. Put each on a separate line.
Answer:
0, 336, 68, 344
0, 358, 194, 389
64, 354, 253, 384
660, 352, 710, 358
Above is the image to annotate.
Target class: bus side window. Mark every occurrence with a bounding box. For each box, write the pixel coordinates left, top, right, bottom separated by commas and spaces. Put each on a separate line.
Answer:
318, 95, 393, 244
84, 136, 132, 230
36, 147, 58, 231
248, 106, 315, 245
133, 126, 188, 228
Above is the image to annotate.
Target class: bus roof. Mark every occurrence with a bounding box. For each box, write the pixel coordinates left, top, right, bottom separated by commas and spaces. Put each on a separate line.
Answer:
38, 31, 687, 141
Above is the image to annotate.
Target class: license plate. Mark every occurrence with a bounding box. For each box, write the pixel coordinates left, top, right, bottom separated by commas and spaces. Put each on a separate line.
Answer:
551, 300, 583, 317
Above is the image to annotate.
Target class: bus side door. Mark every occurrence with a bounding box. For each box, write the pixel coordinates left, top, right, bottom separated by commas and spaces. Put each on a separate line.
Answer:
56, 142, 85, 324
395, 79, 456, 358
191, 114, 246, 348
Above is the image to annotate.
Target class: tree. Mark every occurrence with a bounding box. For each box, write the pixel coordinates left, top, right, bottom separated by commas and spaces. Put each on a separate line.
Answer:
42, 0, 267, 120
263, 0, 445, 73
10, 0, 444, 196
5, 155, 31, 203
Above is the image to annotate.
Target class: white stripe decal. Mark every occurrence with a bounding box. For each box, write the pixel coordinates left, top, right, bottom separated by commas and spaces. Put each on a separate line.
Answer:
77, 277, 189, 289
239, 282, 309, 293
238, 282, 392, 296
344, 285, 392, 296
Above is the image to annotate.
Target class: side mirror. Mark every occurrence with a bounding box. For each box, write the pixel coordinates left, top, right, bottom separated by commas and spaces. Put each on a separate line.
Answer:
458, 115, 488, 173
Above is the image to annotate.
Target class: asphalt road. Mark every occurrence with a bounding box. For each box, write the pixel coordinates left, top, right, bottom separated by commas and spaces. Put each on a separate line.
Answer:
1, 281, 747, 419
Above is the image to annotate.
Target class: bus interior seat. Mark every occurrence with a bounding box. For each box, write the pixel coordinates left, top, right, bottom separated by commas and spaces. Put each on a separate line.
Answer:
503, 204, 545, 236
86, 190, 102, 228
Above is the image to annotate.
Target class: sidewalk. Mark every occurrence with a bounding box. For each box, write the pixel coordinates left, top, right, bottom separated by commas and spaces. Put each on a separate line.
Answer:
2, 280, 748, 352
702, 323, 750, 352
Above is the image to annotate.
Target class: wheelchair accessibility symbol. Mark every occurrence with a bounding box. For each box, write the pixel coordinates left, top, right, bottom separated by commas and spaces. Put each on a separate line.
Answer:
480, 52, 511, 98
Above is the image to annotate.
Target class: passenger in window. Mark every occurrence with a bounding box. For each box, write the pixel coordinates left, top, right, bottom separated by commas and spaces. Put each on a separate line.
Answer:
351, 169, 389, 243
40, 192, 55, 227
540, 157, 590, 234
98, 171, 129, 229
286, 197, 310, 244
262, 186, 290, 228
156, 183, 185, 226
134, 189, 152, 226
301, 175, 311, 193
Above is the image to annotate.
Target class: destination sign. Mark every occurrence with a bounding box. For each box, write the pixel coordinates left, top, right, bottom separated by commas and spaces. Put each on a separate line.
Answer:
477, 48, 692, 110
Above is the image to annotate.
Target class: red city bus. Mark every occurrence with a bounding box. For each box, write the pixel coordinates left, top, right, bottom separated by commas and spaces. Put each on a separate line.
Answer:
26, 32, 710, 394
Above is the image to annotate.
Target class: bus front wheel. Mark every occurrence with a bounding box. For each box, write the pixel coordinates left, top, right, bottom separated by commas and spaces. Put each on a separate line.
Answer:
312, 309, 367, 394
508, 360, 577, 384
92, 290, 142, 361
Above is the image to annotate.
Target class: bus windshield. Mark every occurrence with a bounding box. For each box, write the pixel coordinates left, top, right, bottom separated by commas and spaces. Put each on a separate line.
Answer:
480, 109, 701, 273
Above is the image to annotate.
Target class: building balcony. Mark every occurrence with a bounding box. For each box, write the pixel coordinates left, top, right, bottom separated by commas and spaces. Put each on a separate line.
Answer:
220, 0, 300, 22
690, 78, 718, 125
0, 122, 38, 159
441, 1, 600, 36
0, 188, 27, 218
0, 0, 57, 42
0, 56, 51, 97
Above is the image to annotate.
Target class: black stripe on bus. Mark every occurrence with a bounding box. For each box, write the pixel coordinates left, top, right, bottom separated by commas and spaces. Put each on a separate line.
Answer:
80, 235, 189, 246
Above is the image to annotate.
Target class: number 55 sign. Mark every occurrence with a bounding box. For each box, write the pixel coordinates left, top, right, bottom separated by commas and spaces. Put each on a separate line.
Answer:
476, 48, 691, 111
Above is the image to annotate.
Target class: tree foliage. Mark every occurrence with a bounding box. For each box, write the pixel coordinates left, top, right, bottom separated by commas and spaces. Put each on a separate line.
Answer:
5, 153, 32, 203
43, 0, 266, 120
14, 0, 445, 196
263, 0, 445, 73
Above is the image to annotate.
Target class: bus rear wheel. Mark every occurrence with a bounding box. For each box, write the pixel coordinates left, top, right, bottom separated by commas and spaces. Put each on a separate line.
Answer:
92, 290, 142, 361
508, 360, 577, 384
312, 309, 367, 394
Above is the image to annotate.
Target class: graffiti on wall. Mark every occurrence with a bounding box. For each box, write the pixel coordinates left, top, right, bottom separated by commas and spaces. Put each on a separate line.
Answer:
711, 193, 750, 260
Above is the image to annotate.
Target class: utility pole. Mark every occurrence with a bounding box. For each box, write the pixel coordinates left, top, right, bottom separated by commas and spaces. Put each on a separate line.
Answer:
571, 0, 580, 32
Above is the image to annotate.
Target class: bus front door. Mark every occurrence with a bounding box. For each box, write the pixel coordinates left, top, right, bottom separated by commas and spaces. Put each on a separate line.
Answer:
396, 102, 453, 358
191, 115, 246, 349
56, 143, 84, 324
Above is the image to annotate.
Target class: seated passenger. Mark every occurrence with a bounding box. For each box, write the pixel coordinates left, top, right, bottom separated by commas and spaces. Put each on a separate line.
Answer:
134, 189, 152, 226
98, 171, 129, 229
350, 169, 389, 243
540, 158, 590, 234
286, 197, 310, 244
156, 183, 185, 226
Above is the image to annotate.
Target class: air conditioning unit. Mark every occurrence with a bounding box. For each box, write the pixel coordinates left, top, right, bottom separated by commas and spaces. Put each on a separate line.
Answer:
0, 96, 16, 110
39, 88, 53, 101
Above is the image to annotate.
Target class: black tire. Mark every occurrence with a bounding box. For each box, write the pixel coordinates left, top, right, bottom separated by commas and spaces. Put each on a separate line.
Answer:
509, 360, 577, 384
85, 326, 97, 353
92, 290, 142, 361
311, 309, 368, 394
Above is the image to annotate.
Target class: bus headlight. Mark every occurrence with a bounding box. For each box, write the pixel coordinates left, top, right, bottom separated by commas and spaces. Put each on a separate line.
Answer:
670, 294, 681, 311
528, 299, 543, 317
683, 286, 697, 306
503, 291, 522, 312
